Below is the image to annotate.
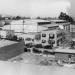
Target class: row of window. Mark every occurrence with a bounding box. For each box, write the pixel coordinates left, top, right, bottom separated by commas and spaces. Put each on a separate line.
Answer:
42, 32, 64, 38
25, 33, 63, 42
42, 33, 55, 39
25, 38, 55, 44
42, 39, 55, 44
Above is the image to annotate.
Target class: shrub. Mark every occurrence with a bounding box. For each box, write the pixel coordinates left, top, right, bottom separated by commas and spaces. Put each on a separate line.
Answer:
24, 48, 31, 52
33, 48, 42, 54
43, 50, 51, 55
44, 45, 52, 49
25, 43, 33, 48
34, 44, 42, 48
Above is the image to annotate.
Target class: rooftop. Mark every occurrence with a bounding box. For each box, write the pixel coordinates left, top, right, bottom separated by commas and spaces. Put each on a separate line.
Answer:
2, 25, 48, 33
55, 47, 75, 54
50, 19, 66, 22
42, 27, 59, 32
0, 40, 17, 48
41, 24, 59, 28
11, 19, 50, 25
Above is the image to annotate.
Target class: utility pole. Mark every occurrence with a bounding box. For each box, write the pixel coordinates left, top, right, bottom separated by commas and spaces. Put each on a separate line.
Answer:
23, 19, 25, 33
10, 19, 11, 30
37, 24, 38, 32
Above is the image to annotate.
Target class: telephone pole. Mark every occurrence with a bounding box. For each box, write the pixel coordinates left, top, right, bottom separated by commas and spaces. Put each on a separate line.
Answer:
23, 19, 25, 33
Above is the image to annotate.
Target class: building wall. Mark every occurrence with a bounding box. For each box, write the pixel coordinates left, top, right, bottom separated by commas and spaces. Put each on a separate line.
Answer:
70, 24, 75, 38
41, 29, 64, 47
70, 24, 75, 32
51, 20, 70, 32
41, 30, 56, 46
63, 24, 70, 32
0, 30, 14, 39
56, 30, 65, 46
55, 53, 69, 61
0, 42, 24, 60
17, 32, 42, 45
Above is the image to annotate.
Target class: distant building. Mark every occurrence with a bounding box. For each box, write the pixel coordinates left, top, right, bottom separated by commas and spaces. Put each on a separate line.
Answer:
50, 19, 71, 32
17, 32, 41, 45
17, 33, 35, 44
0, 30, 14, 39
50, 19, 71, 41
2, 19, 50, 33
2, 19, 71, 33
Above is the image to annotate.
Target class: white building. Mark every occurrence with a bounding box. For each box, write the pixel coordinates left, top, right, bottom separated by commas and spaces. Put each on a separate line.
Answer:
50, 19, 71, 32
2, 19, 48, 34
17, 33, 35, 44
41, 28, 64, 47
17, 32, 41, 45
2, 19, 71, 33
0, 30, 14, 39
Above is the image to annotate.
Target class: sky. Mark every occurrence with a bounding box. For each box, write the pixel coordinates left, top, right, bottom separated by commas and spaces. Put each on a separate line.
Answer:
0, 0, 73, 17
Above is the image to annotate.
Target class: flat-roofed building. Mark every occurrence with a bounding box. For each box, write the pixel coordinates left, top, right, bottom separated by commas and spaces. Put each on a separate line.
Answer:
17, 32, 41, 45
2, 19, 51, 35
50, 19, 71, 32
0, 30, 14, 39
41, 28, 64, 47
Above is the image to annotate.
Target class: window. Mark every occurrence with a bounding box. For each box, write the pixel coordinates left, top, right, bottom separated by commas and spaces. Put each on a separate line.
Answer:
57, 38, 62, 46
49, 34, 54, 39
42, 34, 46, 37
35, 34, 41, 40
52, 40, 55, 44
25, 38, 31, 41
42, 40, 46, 43
57, 40, 59, 46
48, 40, 55, 44
57, 33, 62, 37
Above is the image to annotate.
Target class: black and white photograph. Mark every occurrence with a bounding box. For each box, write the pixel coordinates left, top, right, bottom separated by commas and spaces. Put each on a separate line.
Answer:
0, 0, 75, 75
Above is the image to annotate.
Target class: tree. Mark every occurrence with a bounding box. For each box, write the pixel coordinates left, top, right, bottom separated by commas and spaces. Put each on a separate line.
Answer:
15, 16, 22, 20
36, 16, 41, 19
59, 12, 74, 24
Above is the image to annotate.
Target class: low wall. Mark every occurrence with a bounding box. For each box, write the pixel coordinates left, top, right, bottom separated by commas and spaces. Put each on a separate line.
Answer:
55, 53, 75, 62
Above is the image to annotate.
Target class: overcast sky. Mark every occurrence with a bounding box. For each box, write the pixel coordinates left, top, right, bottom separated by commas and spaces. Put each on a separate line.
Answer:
0, 0, 74, 17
